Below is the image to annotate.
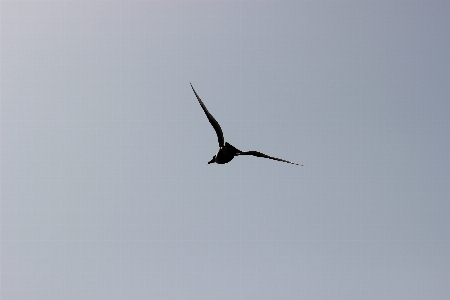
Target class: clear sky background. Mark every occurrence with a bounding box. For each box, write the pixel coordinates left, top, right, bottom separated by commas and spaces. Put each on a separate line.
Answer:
2, 1, 449, 299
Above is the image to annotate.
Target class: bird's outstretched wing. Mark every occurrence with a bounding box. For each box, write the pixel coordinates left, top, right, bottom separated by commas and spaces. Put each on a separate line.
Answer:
238, 151, 301, 165
191, 83, 224, 147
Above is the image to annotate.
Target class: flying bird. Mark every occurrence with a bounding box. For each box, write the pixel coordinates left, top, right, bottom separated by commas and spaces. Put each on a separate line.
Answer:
191, 83, 302, 166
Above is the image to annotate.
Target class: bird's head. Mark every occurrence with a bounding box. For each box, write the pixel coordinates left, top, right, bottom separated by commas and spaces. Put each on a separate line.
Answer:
208, 156, 216, 164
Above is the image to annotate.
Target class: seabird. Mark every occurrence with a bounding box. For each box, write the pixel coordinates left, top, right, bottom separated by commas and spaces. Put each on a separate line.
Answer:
191, 83, 302, 166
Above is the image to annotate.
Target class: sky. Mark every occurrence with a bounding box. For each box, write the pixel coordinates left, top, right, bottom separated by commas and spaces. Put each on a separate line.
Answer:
1, 1, 449, 299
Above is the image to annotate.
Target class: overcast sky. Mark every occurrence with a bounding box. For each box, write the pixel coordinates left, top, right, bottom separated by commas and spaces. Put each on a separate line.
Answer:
2, 1, 449, 299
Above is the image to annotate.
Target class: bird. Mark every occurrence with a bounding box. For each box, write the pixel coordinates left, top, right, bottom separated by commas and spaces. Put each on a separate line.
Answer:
191, 83, 302, 166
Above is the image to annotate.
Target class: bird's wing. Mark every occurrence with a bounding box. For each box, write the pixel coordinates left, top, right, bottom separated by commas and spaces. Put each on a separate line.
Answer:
238, 151, 301, 165
190, 83, 224, 147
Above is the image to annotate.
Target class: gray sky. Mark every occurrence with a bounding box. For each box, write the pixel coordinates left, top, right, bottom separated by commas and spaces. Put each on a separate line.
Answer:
2, 1, 449, 299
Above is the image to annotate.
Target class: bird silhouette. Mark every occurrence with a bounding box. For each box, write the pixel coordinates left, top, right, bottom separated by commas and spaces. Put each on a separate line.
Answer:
191, 83, 302, 166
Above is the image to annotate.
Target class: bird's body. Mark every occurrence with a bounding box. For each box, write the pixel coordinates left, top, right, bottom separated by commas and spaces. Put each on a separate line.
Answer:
191, 83, 301, 166
212, 142, 241, 164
